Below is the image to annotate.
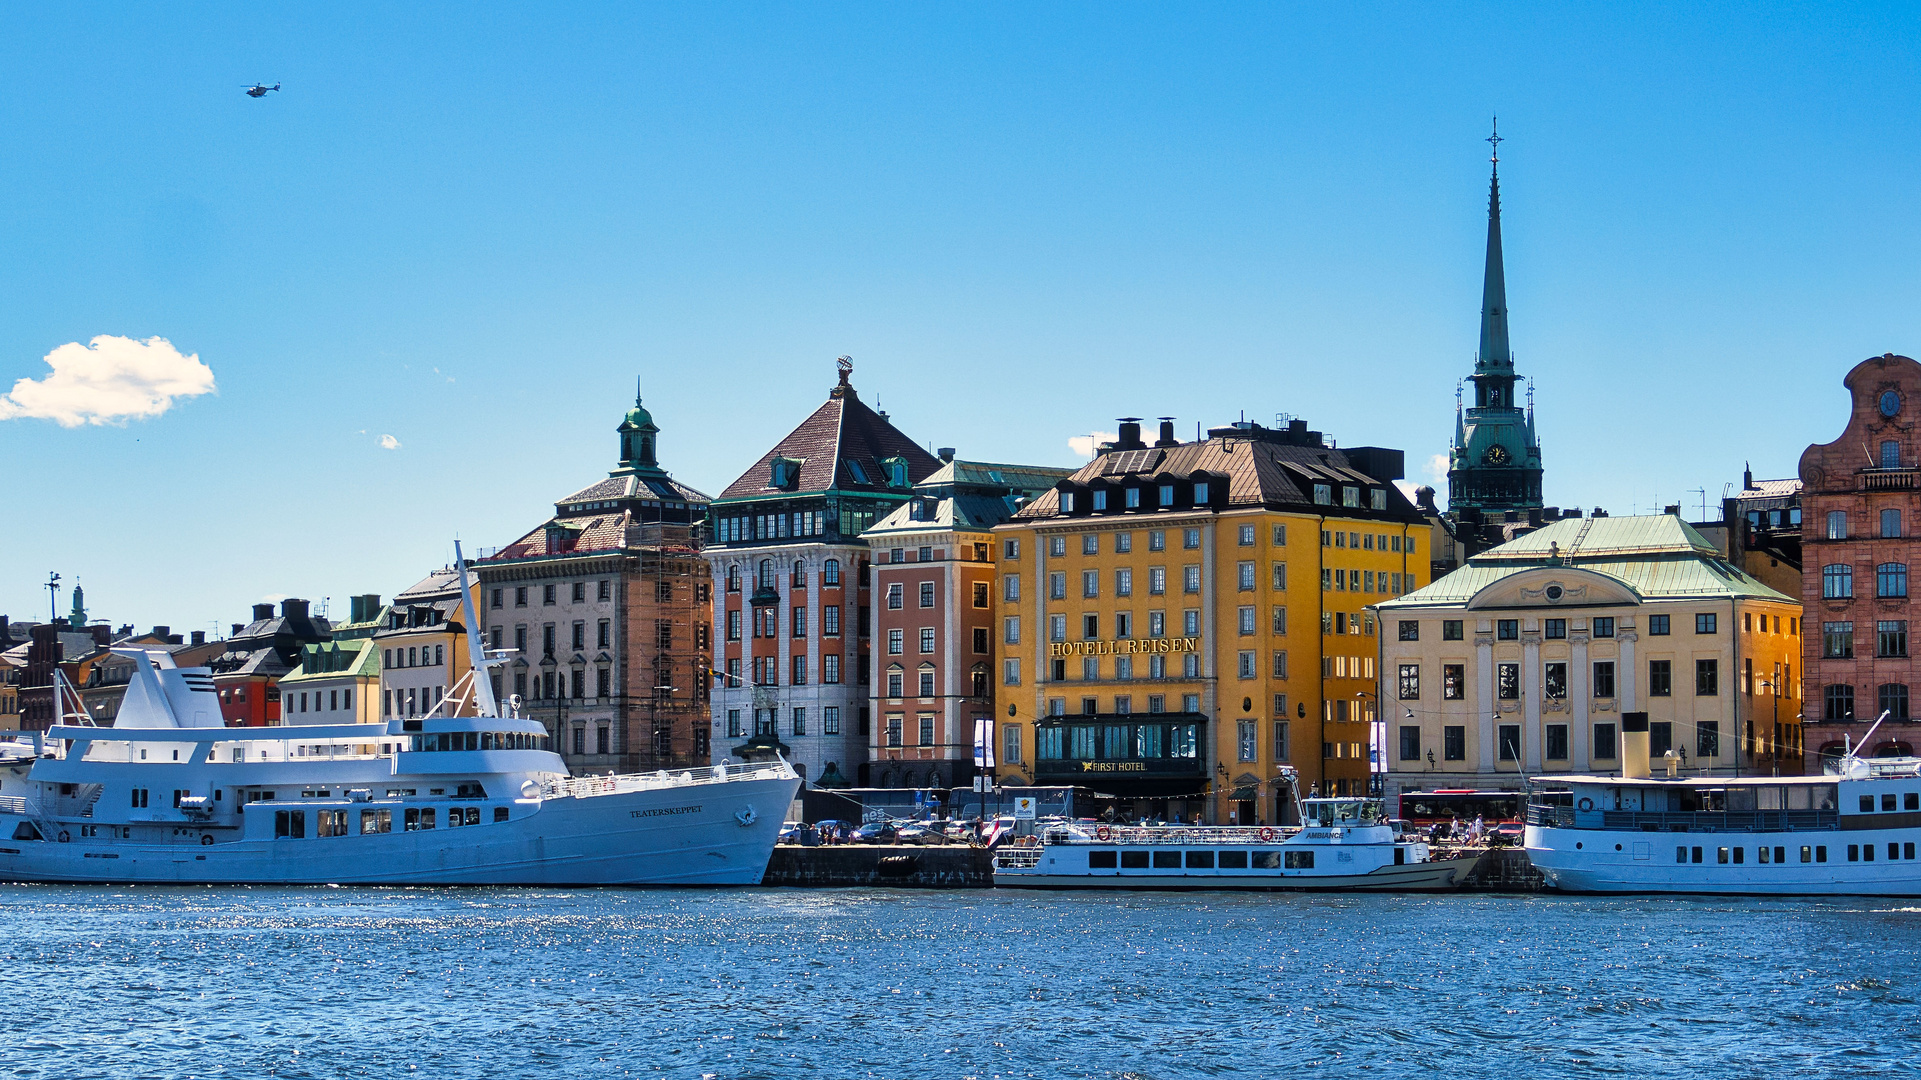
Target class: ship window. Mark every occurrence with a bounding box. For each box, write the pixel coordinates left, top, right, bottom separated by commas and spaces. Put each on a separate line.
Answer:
1120, 851, 1149, 869
273, 810, 306, 839
494, 807, 510, 823
1848, 845, 1859, 862
317, 810, 348, 838
1284, 850, 1314, 869
1774, 846, 1786, 864
1218, 850, 1248, 869
1909, 793, 1920, 811
1801, 846, 1812, 863
1151, 851, 1181, 868
1184, 851, 1215, 869
1907, 843, 1916, 860
1883, 793, 1898, 812
1717, 847, 1729, 864
1252, 851, 1281, 869
1861, 795, 1875, 813
1691, 847, 1703, 863
1817, 846, 1828, 862
1088, 850, 1118, 869
360, 809, 391, 834
1892, 843, 1902, 861
1676, 847, 1687, 864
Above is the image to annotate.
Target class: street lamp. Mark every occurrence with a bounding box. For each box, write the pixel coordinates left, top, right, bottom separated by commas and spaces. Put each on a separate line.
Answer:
1759, 676, 1782, 777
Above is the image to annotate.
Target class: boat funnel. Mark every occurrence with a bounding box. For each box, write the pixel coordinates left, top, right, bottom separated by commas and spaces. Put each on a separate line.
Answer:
1621, 712, 1650, 779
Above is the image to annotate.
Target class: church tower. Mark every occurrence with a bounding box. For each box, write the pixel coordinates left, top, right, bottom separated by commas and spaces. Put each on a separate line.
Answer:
1447, 122, 1543, 516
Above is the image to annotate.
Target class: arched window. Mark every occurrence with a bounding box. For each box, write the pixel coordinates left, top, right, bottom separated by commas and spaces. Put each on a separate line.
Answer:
793, 560, 808, 586
823, 559, 841, 586
1878, 563, 1909, 599
1879, 683, 1911, 720
758, 559, 774, 590
725, 565, 740, 592
1823, 564, 1853, 599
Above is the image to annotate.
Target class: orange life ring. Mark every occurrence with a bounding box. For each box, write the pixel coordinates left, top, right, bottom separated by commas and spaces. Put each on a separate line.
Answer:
1259, 827, 1275, 842
1096, 825, 1111, 841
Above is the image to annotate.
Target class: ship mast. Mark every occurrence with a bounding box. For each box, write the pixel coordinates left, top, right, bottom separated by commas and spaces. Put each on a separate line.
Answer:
452, 540, 505, 719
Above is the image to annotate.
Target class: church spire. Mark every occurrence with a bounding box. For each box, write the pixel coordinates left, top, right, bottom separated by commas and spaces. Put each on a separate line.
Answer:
1477, 118, 1511, 373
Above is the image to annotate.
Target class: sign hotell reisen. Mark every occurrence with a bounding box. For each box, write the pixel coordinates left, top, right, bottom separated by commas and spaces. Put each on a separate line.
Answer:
1046, 637, 1200, 659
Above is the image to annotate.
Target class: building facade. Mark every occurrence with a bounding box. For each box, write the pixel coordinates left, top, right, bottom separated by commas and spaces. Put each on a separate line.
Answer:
375, 569, 481, 726
1376, 515, 1804, 800
708, 359, 941, 786
994, 417, 1429, 826
208, 600, 333, 726
279, 638, 381, 725
476, 389, 714, 772
862, 457, 1073, 790
1800, 352, 1921, 766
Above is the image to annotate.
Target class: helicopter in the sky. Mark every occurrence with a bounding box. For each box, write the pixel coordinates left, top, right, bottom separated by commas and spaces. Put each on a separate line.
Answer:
244, 83, 280, 98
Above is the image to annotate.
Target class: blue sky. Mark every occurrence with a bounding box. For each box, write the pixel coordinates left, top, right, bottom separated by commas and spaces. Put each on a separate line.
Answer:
3, 4, 1918, 633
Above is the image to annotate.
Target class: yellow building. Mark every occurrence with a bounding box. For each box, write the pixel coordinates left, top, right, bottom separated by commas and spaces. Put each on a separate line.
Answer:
992, 418, 1429, 824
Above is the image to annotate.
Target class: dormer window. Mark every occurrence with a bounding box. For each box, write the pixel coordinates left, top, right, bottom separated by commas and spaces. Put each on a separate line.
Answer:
1060, 491, 1076, 513
1371, 489, 1387, 510
1159, 484, 1174, 507
844, 459, 870, 484
1342, 485, 1360, 507
1125, 487, 1141, 509
882, 456, 910, 488
770, 457, 802, 489
1093, 489, 1109, 511
1313, 483, 1332, 505
1193, 481, 1210, 504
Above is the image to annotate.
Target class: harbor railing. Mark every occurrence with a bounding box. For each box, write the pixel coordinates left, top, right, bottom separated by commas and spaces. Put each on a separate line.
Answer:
540, 759, 794, 800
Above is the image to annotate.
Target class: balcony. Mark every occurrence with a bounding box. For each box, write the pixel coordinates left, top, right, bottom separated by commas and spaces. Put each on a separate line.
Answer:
1860, 468, 1919, 491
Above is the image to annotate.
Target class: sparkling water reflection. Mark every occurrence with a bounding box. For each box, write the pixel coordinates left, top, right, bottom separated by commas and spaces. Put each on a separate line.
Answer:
3, 885, 1918, 1078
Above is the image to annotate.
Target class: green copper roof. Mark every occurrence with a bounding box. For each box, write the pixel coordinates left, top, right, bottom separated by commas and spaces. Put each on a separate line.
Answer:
280, 638, 381, 684
1379, 514, 1794, 608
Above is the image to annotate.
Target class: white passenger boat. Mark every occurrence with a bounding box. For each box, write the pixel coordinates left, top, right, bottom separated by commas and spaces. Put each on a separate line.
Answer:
1525, 712, 1921, 895
0, 544, 800, 886
993, 793, 1476, 891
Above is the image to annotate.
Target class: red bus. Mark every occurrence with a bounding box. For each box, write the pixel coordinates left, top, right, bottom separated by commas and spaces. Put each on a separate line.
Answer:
1396, 789, 1522, 828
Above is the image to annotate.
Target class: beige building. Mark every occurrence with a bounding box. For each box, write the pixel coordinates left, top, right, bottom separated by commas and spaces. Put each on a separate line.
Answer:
1375, 514, 1803, 799
278, 638, 382, 725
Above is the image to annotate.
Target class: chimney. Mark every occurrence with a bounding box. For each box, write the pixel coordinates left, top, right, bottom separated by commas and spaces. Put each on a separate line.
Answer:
251, 603, 274, 622
191, 630, 206, 646
1620, 712, 1651, 779
937, 447, 955, 463
0, 615, 8, 646
1155, 418, 1179, 447
1527, 509, 1542, 528
231, 623, 244, 637
151, 626, 170, 639
1664, 504, 1680, 516
281, 598, 310, 621
1115, 418, 1144, 451
90, 624, 111, 647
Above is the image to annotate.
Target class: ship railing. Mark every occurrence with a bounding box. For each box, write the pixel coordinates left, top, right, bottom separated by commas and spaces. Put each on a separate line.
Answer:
0, 793, 64, 842
1533, 808, 1839, 832
540, 759, 794, 800
1037, 824, 1303, 845
994, 848, 1042, 869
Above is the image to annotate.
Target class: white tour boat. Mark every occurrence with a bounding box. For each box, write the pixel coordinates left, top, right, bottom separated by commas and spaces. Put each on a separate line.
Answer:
1525, 712, 1921, 895
994, 791, 1476, 891
0, 544, 800, 886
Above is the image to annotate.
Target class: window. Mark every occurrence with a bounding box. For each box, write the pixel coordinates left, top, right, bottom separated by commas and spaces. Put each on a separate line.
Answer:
1497, 724, 1521, 761
1544, 619, 1566, 640
1885, 508, 1904, 538
1115, 568, 1133, 598
1235, 606, 1256, 635
1115, 532, 1133, 553
1238, 651, 1256, 678
1879, 562, 1909, 598
919, 666, 936, 697
1695, 613, 1716, 635
1238, 561, 1255, 591
1593, 661, 1616, 698
1825, 683, 1855, 721
1497, 663, 1519, 699
1880, 683, 1911, 720
1049, 573, 1066, 600
1825, 621, 1854, 659
1545, 724, 1568, 761
1649, 660, 1672, 697
823, 559, 841, 585
1880, 621, 1909, 658
792, 607, 807, 638
1183, 566, 1201, 593
1082, 570, 1099, 599
1184, 609, 1200, 635
1398, 620, 1419, 642
1593, 723, 1616, 760
1193, 483, 1211, 504
1148, 567, 1166, 595
791, 656, 808, 686
1823, 564, 1854, 599
1497, 619, 1518, 641
1397, 664, 1420, 700
920, 628, 936, 654
823, 654, 841, 684
972, 582, 990, 609
917, 581, 935, 608
1183, 528, 1200, 549
1697, 720, 1720, 758
1648, 615, 1670, 636
1544, 662, 1567, 699
1437, 725, 1463, 761
886, 583, 904, 610
1828, 510, 1848, 540
544, 584, 556, 605
1593, 617, 1614, 638
1436, 663, 1461, 701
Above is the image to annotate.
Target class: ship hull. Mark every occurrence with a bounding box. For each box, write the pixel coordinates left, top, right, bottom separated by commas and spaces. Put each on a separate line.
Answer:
1526, 824, 1921, 896
994, 856, 1472, 891
0, 775, 800, 886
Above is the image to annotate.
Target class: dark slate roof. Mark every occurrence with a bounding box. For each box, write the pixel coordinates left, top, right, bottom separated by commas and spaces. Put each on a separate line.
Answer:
866, 459, 1075, 538
560, 472, 708, 507
717, 381, 940, 502
1015, 426, 1426, 524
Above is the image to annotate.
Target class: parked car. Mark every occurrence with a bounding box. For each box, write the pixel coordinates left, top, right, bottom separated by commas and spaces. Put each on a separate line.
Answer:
778, 821, 803, 844
1490, 820, 1525, 846
854, 822, 898, 844
897, 823, 942, 845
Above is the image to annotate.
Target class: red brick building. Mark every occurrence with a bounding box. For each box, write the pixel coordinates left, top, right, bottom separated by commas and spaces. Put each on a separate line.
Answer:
1800, 352, 1921, 765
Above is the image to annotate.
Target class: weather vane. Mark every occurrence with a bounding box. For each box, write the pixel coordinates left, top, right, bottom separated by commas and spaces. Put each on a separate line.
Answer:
1487, 117, 1502, 168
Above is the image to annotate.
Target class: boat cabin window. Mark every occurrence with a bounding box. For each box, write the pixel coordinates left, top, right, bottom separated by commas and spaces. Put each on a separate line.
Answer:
274, 810, 306, 839
1284, 850, 1314, 869
1302, 799, 1380, 827
404, 808, 436, 831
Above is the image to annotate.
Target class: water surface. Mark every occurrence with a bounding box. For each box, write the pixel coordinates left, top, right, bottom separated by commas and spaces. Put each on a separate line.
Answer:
3, 885, 1916, 1078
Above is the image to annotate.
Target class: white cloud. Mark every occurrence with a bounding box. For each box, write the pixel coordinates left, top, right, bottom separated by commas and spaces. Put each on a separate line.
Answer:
1068, 430, 1117, 458
1424, 453, 1449, 482
0, 335, 214, 427
378, 434, 401, 450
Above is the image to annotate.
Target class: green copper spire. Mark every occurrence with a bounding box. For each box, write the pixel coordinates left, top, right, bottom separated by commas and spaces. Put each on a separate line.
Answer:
1477, 119, 1511, 374
615, 376, 664, 476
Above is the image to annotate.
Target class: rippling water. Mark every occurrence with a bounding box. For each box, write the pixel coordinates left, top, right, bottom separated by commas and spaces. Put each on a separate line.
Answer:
4, 885, 1919, 1079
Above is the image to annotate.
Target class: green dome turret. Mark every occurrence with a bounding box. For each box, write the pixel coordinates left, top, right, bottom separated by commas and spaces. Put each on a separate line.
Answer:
616, 377, 664, 475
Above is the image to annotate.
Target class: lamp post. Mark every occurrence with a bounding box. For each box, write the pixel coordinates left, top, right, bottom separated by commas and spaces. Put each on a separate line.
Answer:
1354, 690, 1382, 797
1759, 676, 1782, 777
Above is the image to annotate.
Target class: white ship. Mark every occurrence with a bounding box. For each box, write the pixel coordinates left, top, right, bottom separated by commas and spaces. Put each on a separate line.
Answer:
994, 789, 1476, 891
0, 544, 799, 886
1525, 712, 1921, 895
